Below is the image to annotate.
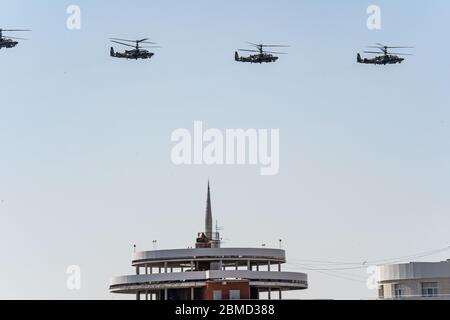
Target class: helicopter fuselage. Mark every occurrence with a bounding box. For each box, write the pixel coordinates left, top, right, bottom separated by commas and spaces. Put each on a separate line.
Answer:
110, 47, 154, 60
357, 53, 404, 65
235, 52, 279, 64
0, 38, 18, 49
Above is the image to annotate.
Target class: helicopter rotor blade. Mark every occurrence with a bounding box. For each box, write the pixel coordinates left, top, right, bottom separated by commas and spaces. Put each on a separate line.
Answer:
138, 39, 157, 44
244, 42, 289, 52
388, 53, 413, 56
261, 45, 290, 48
384, 46, 414, 49
238, 49, 260, 53
6, 36, 28, 40
1, 29, 31, 32
110, 38, 157, 45
264, 51, 288, 55
109, 38, 136, 43
110, 40, 136, 48
367, 47, 386, 53
371, 44, 413, 49
364, 50, 412, 56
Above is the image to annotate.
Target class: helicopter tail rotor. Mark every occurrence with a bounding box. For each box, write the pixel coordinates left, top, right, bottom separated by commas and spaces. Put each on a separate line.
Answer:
357, 53, 363, 63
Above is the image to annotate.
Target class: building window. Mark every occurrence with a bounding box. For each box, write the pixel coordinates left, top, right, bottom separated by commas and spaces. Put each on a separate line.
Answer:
393, 284, 405, 298
213, 291, 222, 300
421, 282, 438, 298
378, 285, 384, 299
229, 290, 241, 300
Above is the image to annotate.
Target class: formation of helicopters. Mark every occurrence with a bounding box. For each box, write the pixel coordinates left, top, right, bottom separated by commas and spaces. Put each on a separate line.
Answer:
1, 27, 414, 66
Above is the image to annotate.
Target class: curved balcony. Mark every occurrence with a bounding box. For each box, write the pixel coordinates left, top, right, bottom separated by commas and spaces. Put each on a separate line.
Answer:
110, 270, 308, 294
132, 248, 286, 267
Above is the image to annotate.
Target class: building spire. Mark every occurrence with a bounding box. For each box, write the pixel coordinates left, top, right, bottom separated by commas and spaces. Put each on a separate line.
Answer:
205, 181, 213, 239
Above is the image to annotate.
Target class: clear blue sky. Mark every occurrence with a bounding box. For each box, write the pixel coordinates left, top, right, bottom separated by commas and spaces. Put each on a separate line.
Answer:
0, 0, 449, 299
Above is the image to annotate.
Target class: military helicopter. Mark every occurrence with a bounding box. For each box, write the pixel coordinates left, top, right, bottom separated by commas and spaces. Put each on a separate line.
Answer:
109, 38, 160, 60
235, 42, 289, 64
357, 43, 413, 65
0, 29, 30, 50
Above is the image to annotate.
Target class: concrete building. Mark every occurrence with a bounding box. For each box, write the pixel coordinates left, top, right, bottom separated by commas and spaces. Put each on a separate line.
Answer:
109, 183, 308, 300
377, 260, 450, 300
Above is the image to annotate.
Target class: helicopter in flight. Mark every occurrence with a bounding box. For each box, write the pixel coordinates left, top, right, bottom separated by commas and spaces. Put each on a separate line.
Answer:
0, 29, 30, 50
357, 43, 413, 65
235, 42, 289, 64
109, 38, 160, 60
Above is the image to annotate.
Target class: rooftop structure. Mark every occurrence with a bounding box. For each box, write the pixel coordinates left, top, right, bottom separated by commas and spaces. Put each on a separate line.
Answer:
109, 183, 308, 300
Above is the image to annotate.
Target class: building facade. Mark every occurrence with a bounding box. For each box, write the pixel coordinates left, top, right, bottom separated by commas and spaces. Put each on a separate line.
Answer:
377, 260, 450, 300
109, 183, 308, 300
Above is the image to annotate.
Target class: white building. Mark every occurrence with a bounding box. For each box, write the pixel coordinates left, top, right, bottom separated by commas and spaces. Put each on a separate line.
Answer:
377, 260, 450, 300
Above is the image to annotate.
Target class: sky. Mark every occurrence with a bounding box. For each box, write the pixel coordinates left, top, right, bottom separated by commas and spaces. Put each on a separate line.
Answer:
0, 0, 449, 300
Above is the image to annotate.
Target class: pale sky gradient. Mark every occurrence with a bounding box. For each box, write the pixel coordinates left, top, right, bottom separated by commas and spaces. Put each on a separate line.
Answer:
0, 0, 449, 300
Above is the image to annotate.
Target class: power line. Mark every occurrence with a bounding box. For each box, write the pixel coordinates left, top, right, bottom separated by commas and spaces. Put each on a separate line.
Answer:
285, 264, 367, 283
287, 261, 368, 272
288, 245, 450, 270
286, 264, 367, 280
284, 245, 450, 286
